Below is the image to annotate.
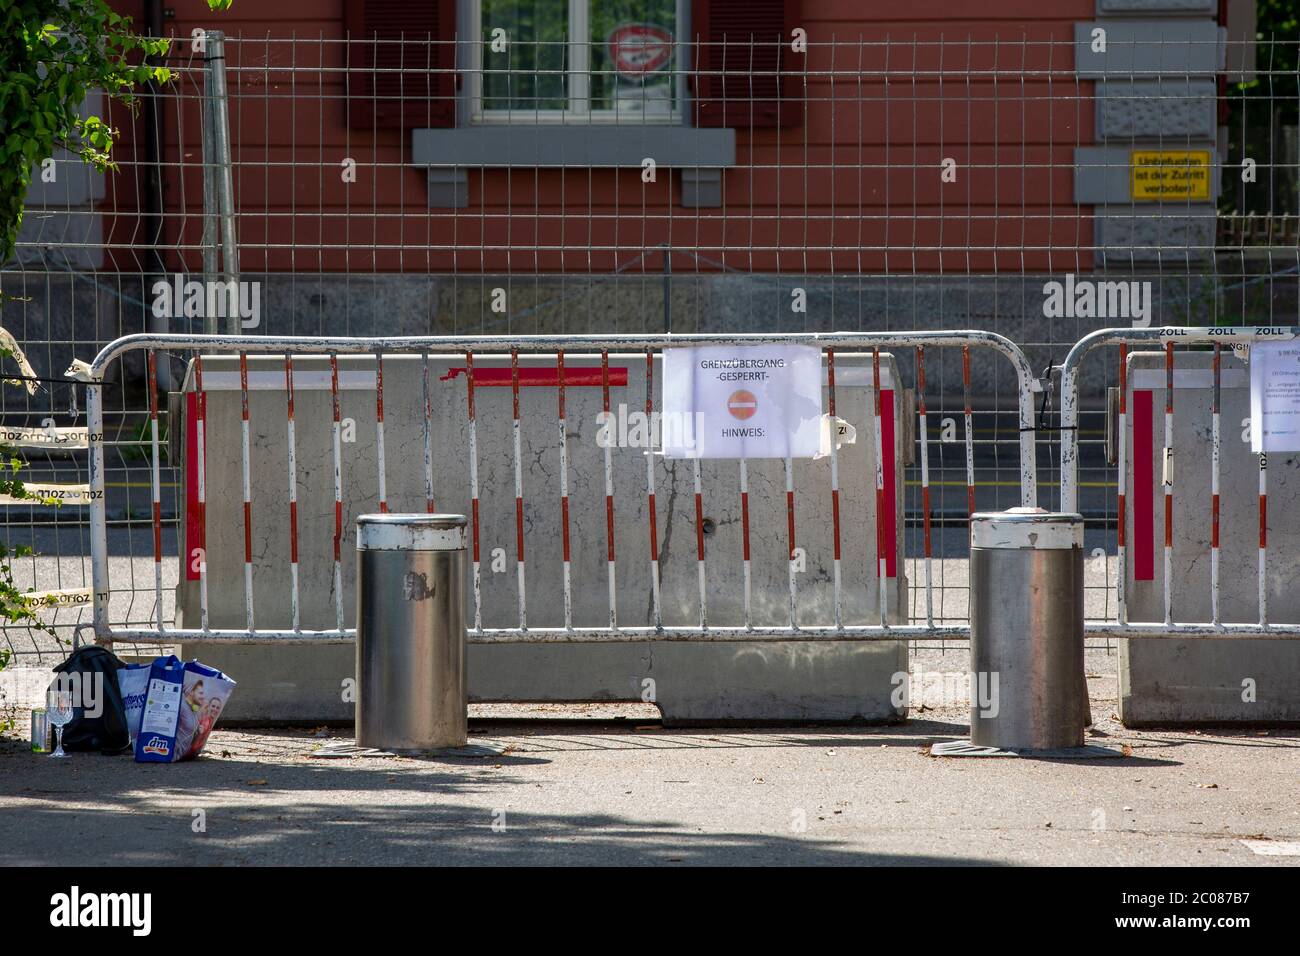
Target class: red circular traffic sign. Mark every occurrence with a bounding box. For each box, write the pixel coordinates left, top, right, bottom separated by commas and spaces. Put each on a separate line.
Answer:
608, 24, 674, 79
727, 390, 758, 420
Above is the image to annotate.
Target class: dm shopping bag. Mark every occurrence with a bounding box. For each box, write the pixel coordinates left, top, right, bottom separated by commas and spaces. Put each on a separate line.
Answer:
130, 657, 236, 762
118, 662, 153, 749
134, 655, 185, 763
175, 660, 236, 760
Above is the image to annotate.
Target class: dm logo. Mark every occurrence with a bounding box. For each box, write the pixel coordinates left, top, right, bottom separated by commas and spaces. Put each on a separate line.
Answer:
142, 736, 170, 756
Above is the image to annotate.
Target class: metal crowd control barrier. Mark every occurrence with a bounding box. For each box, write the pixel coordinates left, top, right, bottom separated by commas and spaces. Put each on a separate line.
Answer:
1061, 326, 1300, 642
82, 330, 1040, 649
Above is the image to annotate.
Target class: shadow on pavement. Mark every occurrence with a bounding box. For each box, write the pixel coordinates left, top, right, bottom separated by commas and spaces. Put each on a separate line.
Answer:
0, 733, 999, 866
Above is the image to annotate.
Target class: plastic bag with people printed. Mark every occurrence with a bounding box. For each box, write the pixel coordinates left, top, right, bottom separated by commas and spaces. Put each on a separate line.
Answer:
121, 657, 236, 761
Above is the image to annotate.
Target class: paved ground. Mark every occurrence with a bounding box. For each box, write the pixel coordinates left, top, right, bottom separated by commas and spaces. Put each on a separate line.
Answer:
0, 445, 1290, 867
2, 655, 1297, 867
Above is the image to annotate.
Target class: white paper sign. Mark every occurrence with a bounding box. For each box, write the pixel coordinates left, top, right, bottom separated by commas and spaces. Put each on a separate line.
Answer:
661, 345, 823, 458
140, 679, 181, 736
1250, 341, 1300, 453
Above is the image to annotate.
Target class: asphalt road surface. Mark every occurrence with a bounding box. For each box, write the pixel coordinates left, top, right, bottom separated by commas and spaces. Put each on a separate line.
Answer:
1, 675, 1296, 867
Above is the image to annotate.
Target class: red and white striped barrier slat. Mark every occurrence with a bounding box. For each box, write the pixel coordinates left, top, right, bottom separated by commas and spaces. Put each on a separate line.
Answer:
784, 455, 797, 627
645, 352, 662, 628
963, 345, 976, 534
285, 354, 301, 632
1259, 440, 1268, 627
916, 347, 934, 627
1210, 344, 1220, 626
827, 349, 843, 629
739, 456, 752, 628
329, 353, 344, 630
510, 349, 527, 630
557, 350, 573, 630
1116, 344, 1128, 624
375, 353, 388, 514
239, 352, 255, 630
147, 350, 164, 631
601, 351, 617, 628
422, 354, 435, 513
194, 357, 210, 631
1164, 342, 1174, 626
872, 348, 888, 625
693, 455, 707, 629
465, 351, 482, 631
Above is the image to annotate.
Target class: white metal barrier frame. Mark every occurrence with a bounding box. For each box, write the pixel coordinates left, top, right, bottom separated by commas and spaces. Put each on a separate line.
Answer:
1061, 325, 1300, 642
82, 330, 1040, 647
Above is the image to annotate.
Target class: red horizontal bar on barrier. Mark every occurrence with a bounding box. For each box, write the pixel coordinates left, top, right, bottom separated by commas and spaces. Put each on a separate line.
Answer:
880, 389, 897, 578
185, 393, 205, 582
440, 366, 628, 387
1133, 389, 1155, 581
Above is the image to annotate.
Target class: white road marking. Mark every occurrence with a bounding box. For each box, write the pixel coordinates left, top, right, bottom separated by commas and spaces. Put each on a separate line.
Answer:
1241, 840, 1300, 856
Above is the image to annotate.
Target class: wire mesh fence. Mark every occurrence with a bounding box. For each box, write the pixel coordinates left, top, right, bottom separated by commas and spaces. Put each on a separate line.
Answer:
2, 23, 1297, 665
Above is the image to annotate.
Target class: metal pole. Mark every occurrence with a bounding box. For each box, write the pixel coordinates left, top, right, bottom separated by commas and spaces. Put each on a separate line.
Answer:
1016, 371, 1039, 508
200, 45, 218, 335
1060, 363, 1080, 514
142, 0, 173, 387
87, 382, 111, 646
207, 31, 241, 336
89, 328, 1039, 374
662, 243, 671, 334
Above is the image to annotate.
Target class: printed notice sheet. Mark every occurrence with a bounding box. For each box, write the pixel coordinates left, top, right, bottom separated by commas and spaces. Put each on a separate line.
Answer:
661, 345, 823, 459
1250, 341, 1300, 453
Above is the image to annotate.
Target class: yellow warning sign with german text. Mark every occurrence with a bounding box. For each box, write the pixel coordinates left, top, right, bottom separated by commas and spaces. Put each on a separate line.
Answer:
1130, 150, 1212, 201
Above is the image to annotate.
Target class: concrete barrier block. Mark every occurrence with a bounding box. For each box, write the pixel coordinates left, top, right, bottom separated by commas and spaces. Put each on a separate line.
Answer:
180, 351, 908, 725
1121, 350, 1300, 725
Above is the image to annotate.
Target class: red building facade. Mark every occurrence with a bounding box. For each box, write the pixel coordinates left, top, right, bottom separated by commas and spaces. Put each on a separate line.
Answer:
105, 0, 1114, 277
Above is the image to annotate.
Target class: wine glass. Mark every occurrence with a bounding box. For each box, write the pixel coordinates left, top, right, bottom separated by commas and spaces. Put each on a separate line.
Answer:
46, 688, 74, 758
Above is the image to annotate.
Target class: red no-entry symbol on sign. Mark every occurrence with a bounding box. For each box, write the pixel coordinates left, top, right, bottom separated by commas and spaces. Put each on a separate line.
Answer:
608, 24, 674, 78
727, 389, 758, 420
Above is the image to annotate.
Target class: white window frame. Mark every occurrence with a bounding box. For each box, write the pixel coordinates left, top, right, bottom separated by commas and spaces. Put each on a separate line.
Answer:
470, 0, 687, 124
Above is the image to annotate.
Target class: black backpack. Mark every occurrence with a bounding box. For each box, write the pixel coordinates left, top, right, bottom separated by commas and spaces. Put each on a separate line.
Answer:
49, 645, 132, 755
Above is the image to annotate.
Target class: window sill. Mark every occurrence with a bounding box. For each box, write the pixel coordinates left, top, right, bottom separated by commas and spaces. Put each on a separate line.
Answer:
411, 125, 735, 169
471, 113, 685, 126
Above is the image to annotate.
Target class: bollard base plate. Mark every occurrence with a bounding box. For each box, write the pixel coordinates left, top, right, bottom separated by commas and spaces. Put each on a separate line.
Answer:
312, 739, 506, 759
929, 740, 1126, 759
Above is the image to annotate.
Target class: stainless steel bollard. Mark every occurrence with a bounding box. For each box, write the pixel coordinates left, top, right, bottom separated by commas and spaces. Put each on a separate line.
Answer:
969, 507, 1086, 750
356, 514, 468, 752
